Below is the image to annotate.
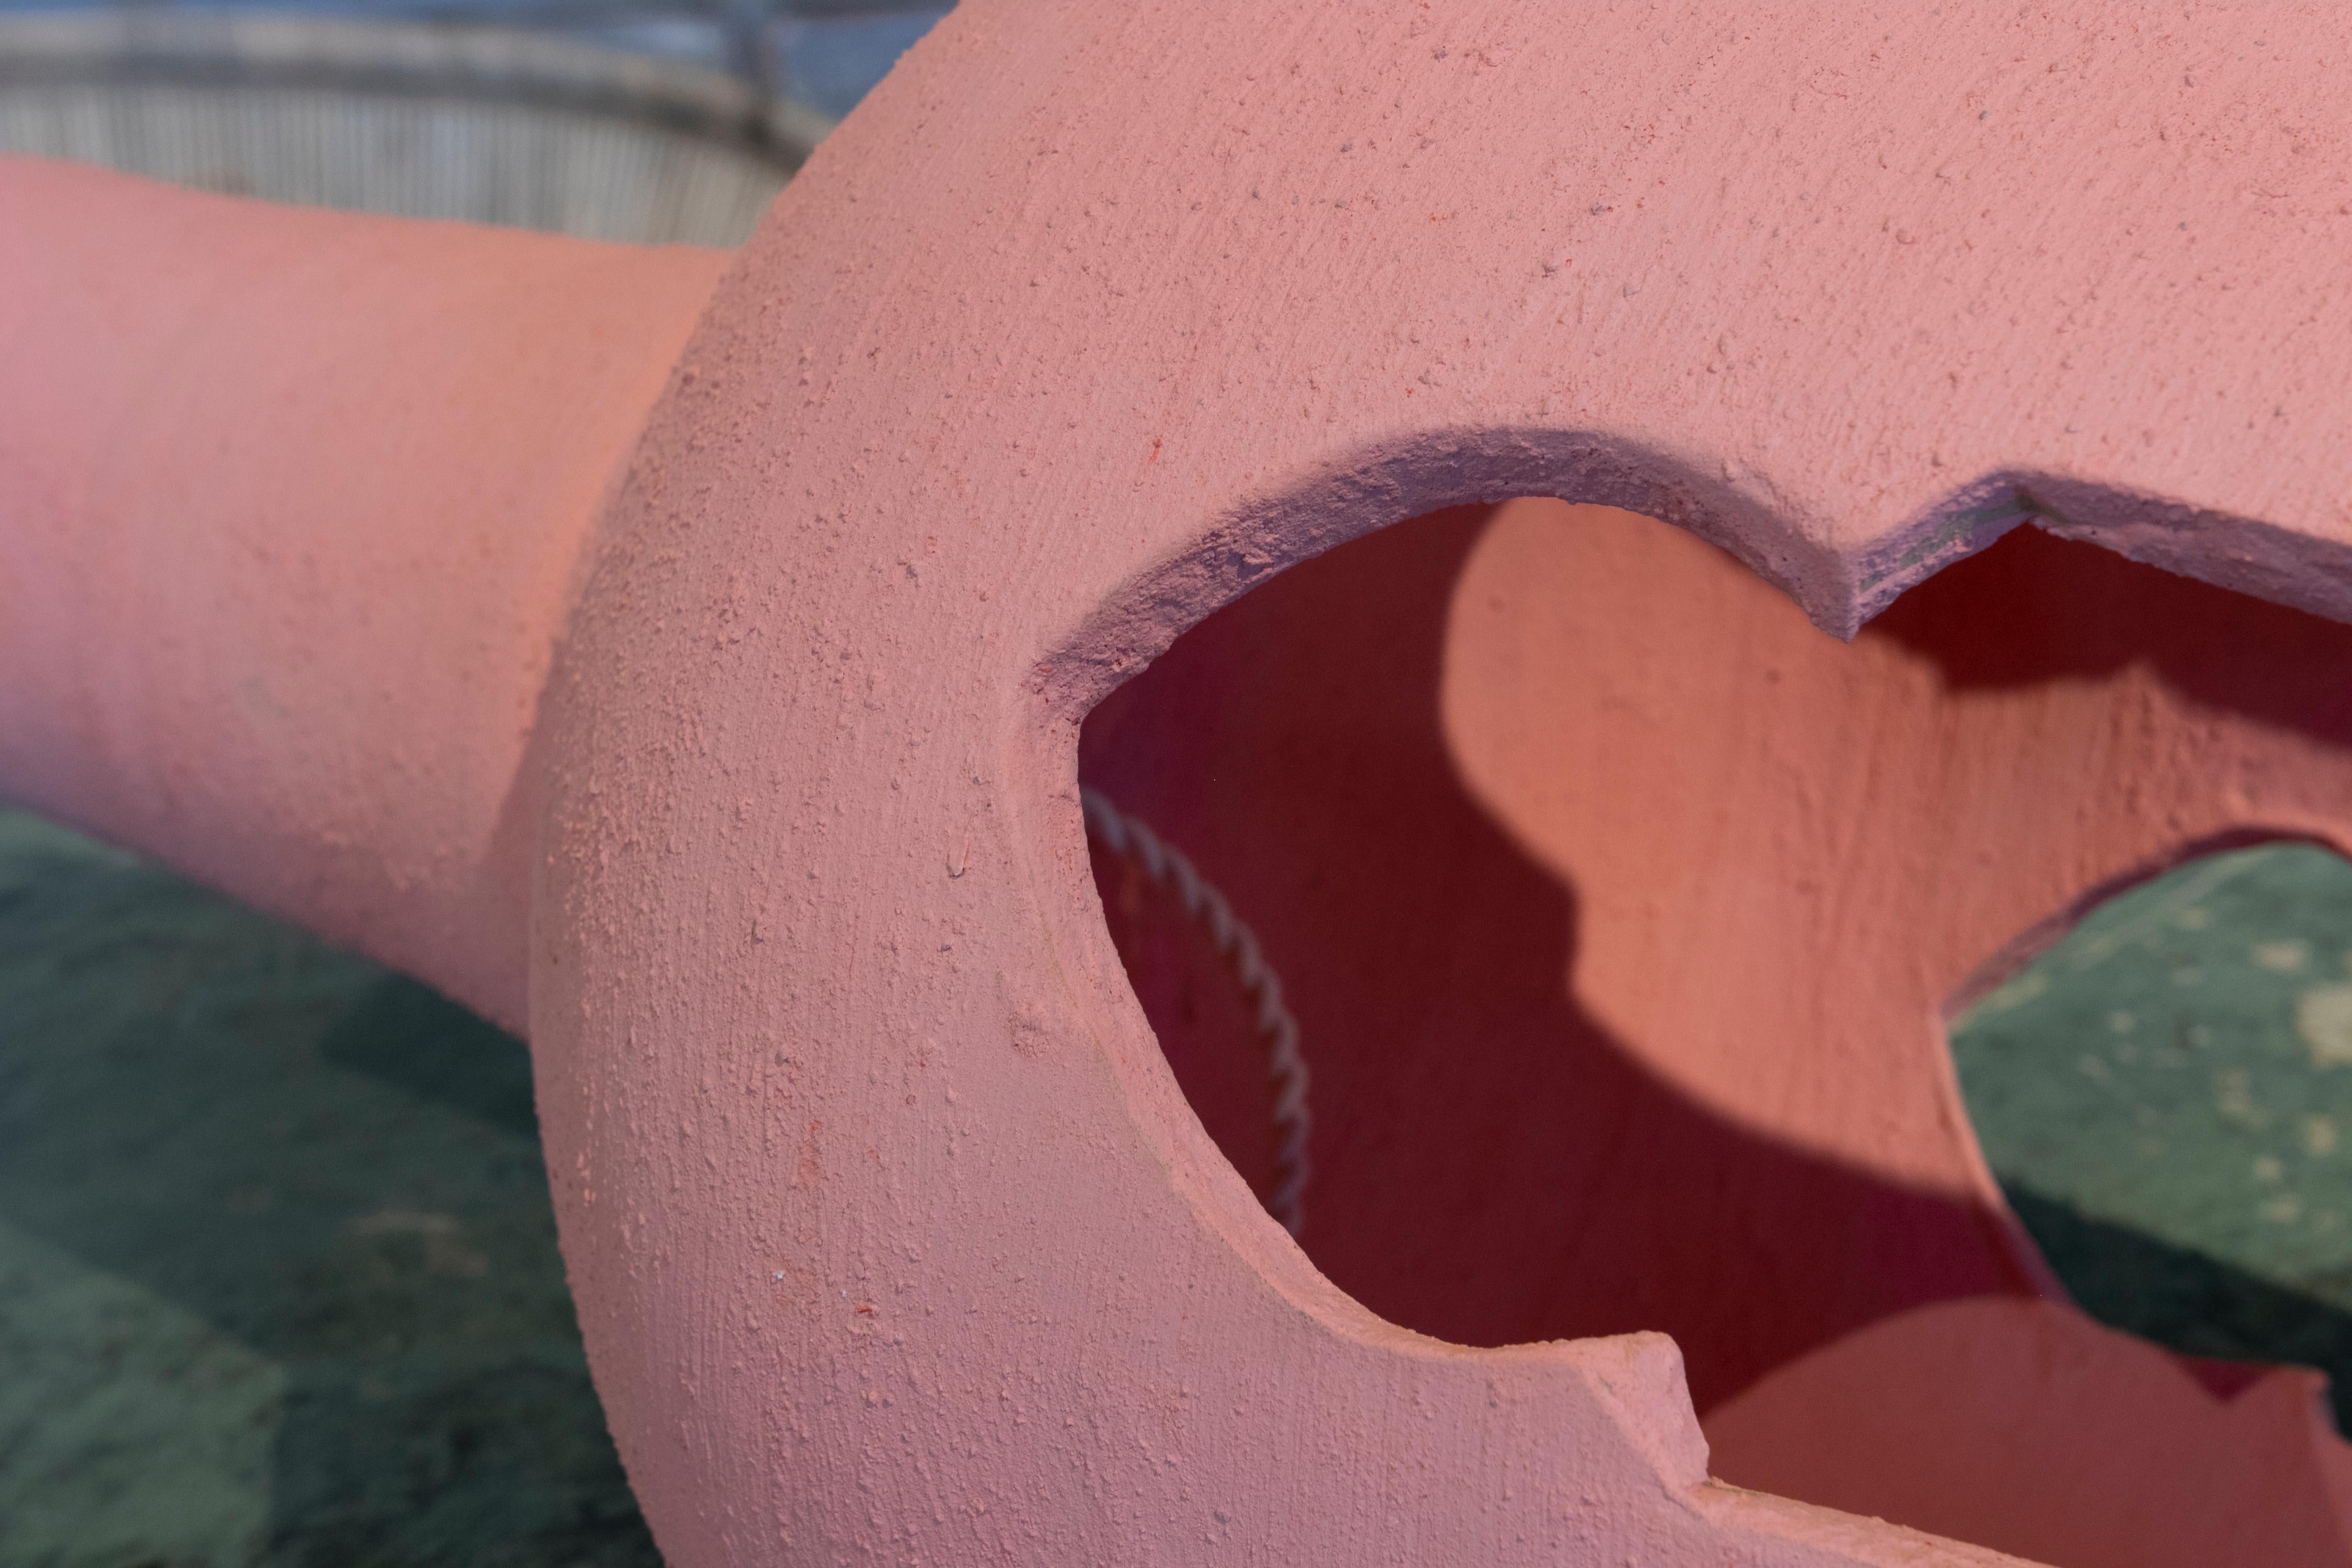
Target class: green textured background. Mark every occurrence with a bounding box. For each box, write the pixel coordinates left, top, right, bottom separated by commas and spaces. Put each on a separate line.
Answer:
1950, 840, 2352, 1429
0, 813, 658, 1567
7, 811, 2352, 1563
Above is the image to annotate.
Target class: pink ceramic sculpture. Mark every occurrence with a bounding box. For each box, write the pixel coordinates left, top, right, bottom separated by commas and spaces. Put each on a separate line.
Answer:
9, 5, 2352, 1563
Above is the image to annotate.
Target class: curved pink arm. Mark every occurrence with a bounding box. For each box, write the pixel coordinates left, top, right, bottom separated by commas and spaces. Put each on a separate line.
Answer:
0, 157, 727, 1030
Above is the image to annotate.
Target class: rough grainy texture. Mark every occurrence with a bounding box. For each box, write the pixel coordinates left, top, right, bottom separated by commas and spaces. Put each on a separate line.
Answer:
0, 810, 662, 1567
13, 0, 2352, 1562
1075, 497, 2352, 1565
534, 1, 2352, 1560
0, 156, 730, 1034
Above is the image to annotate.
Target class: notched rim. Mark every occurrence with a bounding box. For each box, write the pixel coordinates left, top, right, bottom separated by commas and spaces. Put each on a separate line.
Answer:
1024, 435, 2352, 1561
1044, 438, 2352, 728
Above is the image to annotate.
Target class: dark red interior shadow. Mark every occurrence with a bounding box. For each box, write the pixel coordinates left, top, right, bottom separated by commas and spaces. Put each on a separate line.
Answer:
1866, 521, 2352, 741
1079, 504, 1999, 1410
1080, 505, 2352, 1411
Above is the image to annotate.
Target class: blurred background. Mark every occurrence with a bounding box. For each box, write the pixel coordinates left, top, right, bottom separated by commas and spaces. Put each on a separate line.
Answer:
8, 7, 2352, 1563
0, 0, 952, 244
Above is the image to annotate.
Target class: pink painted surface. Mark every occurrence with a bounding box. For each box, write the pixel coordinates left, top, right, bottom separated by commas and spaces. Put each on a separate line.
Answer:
1705, 1297, 2352, 1568
11, 1, 2352, 1562
1082, 496, 2352, 1564
0, 157, 729, 1034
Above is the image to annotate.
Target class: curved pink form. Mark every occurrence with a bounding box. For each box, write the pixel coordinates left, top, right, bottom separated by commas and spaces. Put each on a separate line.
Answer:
11, 3, 2352, 1563
0, 158, 730, 1033
1706, 1297, 2352, 1568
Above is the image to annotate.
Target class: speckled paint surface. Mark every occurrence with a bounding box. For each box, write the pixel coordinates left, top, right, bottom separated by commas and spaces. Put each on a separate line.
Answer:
17, 2, 2352, 1562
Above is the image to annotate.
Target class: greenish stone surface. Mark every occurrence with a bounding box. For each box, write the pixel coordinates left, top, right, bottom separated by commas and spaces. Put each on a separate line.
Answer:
1952, 841, 2352, 1430
0, 812, 657, 1567
13, 809, 2352, 1562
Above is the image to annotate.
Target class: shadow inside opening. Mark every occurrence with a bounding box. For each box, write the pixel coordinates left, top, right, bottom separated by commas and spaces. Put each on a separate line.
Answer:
1077, 493, 2352, 1567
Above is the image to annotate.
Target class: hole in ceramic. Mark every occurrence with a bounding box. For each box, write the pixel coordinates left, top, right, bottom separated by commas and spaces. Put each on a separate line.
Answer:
1079, 492, 2352, 1565
1950, 837, 2352, 1425
1080, 496, 1986, 1399
1702, 845, 2352, 1568
0, 811, 654, 1561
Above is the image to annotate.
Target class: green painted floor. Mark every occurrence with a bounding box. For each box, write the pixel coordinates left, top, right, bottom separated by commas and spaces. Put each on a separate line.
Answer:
0, 813, 656, 1567
1951, 840, 2352, 1431
8, 812, 2352, 1564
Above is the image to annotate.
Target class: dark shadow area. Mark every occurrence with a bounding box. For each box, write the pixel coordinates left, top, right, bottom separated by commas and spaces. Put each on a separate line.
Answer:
1078, 504, 2023, 1412
324, 976, 539, 1141
1944, 828, 2352, 1444
1868, 521, 2352, 747
0, 812, 655, 1566
1082, 502, 2352, 1432
2011, 1186, 2352, 1432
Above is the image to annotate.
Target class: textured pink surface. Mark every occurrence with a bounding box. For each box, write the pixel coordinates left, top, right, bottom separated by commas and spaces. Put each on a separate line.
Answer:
1082, 496, 2352, 1561
1705, 1297, 2352, 1567
14, 1, 2352, 1561
0, 157, 728, 1033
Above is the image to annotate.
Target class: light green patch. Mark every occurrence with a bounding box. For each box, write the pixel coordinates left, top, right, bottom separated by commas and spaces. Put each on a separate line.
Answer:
0, 811, 658, 1566
1953, 840, 2352, 1430
0, 1216, 283, 1567
2253, 939, 2312, 974
2298, 983, 2352, 1068
1973, 966, 2050, 1015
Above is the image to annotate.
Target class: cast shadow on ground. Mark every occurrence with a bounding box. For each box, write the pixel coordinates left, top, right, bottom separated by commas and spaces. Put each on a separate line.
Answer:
322, 976, 539, 1140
